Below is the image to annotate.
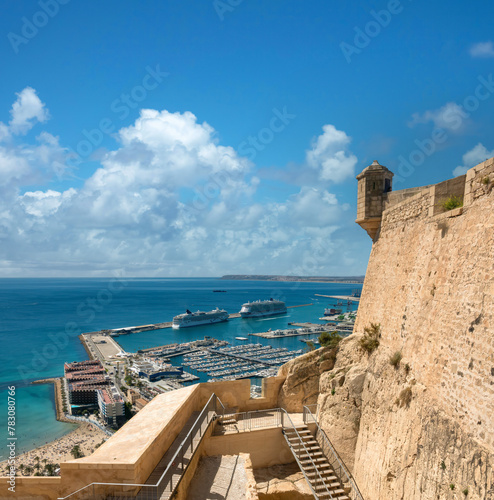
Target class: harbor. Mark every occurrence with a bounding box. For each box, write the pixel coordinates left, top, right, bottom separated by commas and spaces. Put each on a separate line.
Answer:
82, 303, 314, 338
182, 343, 305, 382
250, 324, 328, 339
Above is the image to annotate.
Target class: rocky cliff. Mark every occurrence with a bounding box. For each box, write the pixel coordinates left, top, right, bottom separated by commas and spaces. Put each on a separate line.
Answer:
279, 158, 494, 499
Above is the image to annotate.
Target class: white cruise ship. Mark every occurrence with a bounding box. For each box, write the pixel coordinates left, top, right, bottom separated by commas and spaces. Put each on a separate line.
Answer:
172, 308, 229, 329
239, 299, 287, 318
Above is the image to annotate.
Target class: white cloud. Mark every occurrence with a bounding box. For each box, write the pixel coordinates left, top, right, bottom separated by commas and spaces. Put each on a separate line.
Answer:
9, 87, 50, 135
469, 41, 494, 58
453, 143, 494, 177
0, 93, 368, 277
408, 102, 467, 133
306, 124, 358, 183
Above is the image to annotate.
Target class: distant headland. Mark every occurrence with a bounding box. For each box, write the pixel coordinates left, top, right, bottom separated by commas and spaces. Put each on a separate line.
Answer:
221, 275, 365, 283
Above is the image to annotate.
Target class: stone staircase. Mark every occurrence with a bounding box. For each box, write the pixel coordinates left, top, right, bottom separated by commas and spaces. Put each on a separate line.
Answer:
284, 425, 350, 500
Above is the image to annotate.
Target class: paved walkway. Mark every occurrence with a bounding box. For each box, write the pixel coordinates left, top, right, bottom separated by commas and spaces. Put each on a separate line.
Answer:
187, 455, 247, 500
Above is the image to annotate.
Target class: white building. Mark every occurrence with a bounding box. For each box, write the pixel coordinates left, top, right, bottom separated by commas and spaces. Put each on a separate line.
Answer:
97, 386, 125, 426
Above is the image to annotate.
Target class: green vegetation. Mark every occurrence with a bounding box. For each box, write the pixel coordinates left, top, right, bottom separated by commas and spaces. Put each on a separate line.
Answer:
397, 387, 413, 408
482, 176, 490, 185
440, 460, 446, 470
389, 351, 402, 367
463, 487, 469, 496
442, 195, 463, 211
70, 445, 84, 459
359, 323, 381, 353
124, 375, 134, 386
44, 463, 57, 476
306, 341, 315, 352
331, 388, 336, 396
450, 484, 455, 490
318, 330, 342, 349
404, 363, 411, 375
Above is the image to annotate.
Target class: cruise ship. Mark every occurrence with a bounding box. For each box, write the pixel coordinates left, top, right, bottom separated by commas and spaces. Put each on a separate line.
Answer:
172, 308, 229, 329
239, 299, 287, 318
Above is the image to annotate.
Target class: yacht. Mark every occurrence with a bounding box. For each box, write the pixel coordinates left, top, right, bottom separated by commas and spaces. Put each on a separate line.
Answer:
172, 308, 229, 329
239, 299, 287, 318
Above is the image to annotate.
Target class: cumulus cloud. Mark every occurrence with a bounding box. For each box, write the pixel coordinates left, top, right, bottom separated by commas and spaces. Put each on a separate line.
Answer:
9, 87, 49, 135
408, 102, 467, 133
469, 41, 494, 58
306, 124, 358, 183
0, 92, 367, 277
452, 143, 494, 176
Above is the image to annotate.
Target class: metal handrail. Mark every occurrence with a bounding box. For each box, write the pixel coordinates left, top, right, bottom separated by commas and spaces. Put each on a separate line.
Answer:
303, 405, 364, 500
57, 393, 218, 500
280, 408, 336, 500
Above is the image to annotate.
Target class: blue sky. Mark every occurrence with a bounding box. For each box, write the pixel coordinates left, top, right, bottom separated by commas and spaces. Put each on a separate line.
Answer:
0, 0, 493, 277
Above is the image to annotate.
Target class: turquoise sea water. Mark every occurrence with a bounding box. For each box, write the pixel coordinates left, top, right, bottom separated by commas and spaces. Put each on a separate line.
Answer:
0, 278, 361, 459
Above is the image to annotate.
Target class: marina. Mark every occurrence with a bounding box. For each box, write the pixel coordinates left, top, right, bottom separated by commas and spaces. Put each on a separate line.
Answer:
182, 343, 305, 382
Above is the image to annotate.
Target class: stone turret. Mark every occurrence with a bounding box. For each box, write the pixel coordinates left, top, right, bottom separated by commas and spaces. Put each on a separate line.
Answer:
355, 160, 393, 240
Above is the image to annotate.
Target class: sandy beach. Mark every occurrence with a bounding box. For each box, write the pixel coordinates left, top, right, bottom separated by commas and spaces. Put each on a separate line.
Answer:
1, 423, 108, 476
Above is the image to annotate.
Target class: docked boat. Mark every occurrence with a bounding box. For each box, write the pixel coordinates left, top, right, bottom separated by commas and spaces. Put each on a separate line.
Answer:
324, 307, 342, 316
235, 337, 248, 341
239, 298, 287, 318
172, 308, 229, 329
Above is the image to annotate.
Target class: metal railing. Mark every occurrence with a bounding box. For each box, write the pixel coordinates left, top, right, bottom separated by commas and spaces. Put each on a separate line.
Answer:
303, 404, 319, 425
303, 405, 364, 500
280, 409, 336, 500
58, 393, 220, 500
216, 408, 282, 433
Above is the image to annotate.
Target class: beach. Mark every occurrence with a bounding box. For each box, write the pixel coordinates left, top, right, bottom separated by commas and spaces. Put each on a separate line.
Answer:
1, 423, 108, 476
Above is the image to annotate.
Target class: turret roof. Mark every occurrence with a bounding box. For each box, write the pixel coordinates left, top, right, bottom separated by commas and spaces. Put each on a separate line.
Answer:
356, 160, 394, 179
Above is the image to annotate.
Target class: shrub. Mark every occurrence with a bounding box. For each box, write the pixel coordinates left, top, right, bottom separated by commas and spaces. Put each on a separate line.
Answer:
482, 176, 490, 185
306, 341, 315, 352
389, 351, 402, 367
442, 195, 463, 211
359, 323, 381, 353
397, 387, 412, 408
440, 460, 446, 470
450, 484, 455, 490
318, 330, 342, 349
404, 363, 411, 375
463, 487, 469, 496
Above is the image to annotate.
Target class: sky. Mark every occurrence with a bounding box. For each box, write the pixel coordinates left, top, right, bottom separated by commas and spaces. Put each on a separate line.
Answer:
0, 0, 493, 277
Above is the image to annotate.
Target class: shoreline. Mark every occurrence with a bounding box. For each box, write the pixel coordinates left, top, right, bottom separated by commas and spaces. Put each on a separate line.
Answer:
0, 423, 108, 476
32, 377, 72, 424
222, 279, 364, 284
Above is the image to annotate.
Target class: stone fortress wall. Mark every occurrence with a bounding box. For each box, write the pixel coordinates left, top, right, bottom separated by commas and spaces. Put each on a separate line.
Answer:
348, 156, 494, 498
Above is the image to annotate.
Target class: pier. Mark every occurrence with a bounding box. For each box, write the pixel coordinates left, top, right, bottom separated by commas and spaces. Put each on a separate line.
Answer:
206, 347, 279, 367
80, 303, 313, 339
315, 294, 360, 302
250, 324, 328, 339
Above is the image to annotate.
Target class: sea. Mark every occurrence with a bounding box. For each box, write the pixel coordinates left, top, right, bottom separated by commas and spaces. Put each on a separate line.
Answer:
0, 277, 361, 460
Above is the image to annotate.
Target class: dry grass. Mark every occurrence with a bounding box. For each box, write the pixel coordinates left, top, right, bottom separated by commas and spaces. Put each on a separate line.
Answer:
359, 323, 381, 353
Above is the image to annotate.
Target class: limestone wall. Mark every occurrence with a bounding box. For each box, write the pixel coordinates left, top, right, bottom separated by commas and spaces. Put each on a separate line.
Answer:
203, 428, 294, 469
5, 477, 61, 500
347, 157, 494, 499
